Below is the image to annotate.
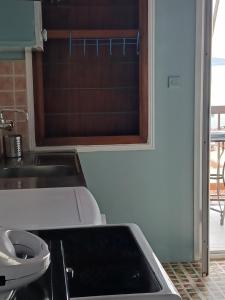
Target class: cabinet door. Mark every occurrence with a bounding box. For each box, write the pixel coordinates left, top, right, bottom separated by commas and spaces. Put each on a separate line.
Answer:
33, 0, 148, 146
0, 1, 42, 49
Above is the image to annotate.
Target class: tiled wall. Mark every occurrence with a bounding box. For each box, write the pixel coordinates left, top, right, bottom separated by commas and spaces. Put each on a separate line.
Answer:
0, 61, 29, 153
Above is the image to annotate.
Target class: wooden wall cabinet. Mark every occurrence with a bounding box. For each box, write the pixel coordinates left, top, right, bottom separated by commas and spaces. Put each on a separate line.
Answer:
33, 0, 148, 146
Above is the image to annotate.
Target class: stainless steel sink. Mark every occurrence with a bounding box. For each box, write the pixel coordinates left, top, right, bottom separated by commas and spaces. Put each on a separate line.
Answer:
0, 165, 75, 178
0, 151, 86, 189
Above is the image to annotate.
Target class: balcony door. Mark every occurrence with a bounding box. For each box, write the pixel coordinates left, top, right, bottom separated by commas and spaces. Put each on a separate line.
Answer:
195, 0, 212, 276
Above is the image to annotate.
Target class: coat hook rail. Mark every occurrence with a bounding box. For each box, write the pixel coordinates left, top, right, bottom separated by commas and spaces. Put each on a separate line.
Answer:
69, 32, 72, 56
83, 39, 86, 56
68, 32, 140, 57
123, 38, 126, 56
109, 39, 112, 56
136, 32, 140, 55
96, 39, 99, 56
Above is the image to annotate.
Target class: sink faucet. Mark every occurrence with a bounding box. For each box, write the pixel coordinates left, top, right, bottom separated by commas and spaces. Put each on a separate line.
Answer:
0, 109, 28, 131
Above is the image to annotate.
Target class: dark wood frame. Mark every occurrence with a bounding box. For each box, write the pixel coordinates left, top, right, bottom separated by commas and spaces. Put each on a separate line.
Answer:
33, 0, 148, 146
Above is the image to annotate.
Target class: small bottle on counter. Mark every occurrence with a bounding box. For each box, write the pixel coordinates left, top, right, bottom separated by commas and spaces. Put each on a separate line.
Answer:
3, 134, 23, 158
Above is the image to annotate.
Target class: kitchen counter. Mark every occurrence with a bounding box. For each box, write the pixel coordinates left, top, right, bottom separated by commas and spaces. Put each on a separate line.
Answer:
0, 151, 86, 190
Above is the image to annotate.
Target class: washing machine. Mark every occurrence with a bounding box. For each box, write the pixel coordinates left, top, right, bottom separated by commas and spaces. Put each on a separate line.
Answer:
0, 187, 181, 300
0, 186, 105, 230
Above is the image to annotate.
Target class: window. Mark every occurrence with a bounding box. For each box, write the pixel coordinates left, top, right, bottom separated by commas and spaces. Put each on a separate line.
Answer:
33, 0, 149, 146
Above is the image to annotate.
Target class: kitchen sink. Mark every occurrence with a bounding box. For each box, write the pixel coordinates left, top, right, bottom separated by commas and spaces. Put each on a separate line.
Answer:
8, 225, 180, 300
0, 151, 86, 189
0, 165, 75, 178
38, 226, 162, 298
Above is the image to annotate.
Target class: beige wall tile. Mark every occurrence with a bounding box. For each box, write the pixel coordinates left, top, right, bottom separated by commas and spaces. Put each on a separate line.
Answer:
0, 92, 14, 106
15, 76, 26, 90
0, 77, 13, 90
15, 91, 27, 106
0, 59, 30, 150
0, 111, 16, 121
0, 62, 13, 75
14, 121, 28, 137
15, 107, 27, 121
14, 61, 26, 75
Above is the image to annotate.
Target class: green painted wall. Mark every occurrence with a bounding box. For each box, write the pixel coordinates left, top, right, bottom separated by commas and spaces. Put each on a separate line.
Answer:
0, 51, 25, 60
80, 0, 196, 262
0, 1, 35, 59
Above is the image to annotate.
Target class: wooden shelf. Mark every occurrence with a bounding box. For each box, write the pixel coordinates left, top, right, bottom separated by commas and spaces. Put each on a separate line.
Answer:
33, 0, 148, 146
45, 86, 138, 91
40, 136, 146, 146
45, 111, 138, 116
47, 29, 139, 39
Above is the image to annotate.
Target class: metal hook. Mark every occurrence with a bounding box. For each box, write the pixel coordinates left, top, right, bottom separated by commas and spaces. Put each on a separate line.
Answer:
136, 32, 140, 55
123, 38, 126, 56
83, 39, 86, 56
109, 39, 112, 56
96, 39, 99, 56
69, 32, 72, 56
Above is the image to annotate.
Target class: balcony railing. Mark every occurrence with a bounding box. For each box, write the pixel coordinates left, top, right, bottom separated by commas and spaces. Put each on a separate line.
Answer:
211, 105, 225, 130
210, 106, 225, 225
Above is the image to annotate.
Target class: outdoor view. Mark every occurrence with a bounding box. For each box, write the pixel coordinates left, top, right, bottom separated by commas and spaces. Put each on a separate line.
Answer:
210, 0, 225, 253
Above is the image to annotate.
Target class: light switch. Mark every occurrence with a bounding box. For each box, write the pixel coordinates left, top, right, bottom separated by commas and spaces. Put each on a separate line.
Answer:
168, 76, 181, 88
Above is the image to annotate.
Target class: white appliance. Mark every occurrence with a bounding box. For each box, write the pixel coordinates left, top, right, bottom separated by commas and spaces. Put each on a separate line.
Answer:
0, 186, 104, 230
0, 186, 181, 300
0, 227, 50, 300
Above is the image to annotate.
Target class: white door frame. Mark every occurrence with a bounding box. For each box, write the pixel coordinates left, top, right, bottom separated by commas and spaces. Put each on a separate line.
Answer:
25, 1, 155, 153
194, 0, 205, 261
194, 0, 212, 275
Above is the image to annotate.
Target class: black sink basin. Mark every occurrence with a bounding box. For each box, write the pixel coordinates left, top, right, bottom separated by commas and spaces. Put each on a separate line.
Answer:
0, 165, 75, 178
37, 226, 162, 298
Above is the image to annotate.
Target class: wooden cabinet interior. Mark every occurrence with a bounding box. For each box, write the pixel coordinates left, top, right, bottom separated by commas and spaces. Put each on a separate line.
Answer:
33, 0, 148, 146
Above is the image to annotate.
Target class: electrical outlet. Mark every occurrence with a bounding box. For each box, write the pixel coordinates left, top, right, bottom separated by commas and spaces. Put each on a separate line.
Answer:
168, 76, 181, 88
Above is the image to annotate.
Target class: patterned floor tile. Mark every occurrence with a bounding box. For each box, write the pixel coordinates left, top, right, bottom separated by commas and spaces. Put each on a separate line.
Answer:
163, 260, 225, 299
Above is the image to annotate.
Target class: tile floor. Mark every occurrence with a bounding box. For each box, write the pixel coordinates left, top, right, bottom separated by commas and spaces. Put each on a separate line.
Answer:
163, 260, 225, 299
210, 204, 225, 252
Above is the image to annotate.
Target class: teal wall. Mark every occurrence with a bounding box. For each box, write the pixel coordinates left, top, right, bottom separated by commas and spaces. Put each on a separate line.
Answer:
0, 1, 35, 59
80, 0, 196, 262
0, 51, 25, 60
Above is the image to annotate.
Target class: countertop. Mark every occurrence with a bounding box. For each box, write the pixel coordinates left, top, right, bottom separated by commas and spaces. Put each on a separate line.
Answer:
0, 151, 86, 190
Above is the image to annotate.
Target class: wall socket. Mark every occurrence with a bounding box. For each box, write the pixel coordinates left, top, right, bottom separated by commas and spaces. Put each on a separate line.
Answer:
168, 76, 181, 88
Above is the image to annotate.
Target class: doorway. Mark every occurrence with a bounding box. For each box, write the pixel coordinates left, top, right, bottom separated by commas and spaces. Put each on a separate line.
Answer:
209, 0, 225, 255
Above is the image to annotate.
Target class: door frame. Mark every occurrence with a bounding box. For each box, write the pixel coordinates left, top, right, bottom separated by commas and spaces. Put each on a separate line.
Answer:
194, 0, 204, 261
194, 0, 212, 275
25, 0, 155, 152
